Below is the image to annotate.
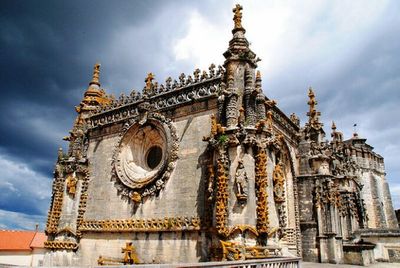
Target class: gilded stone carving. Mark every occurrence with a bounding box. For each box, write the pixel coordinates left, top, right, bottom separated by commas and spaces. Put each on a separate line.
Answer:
232, 4, 243, 30
221, 240, 243, 261
98, 242, 140, 265
79, 216, 201, 232
215, 147, 229, 237
210, 114, 225, 137
228, 224, 259, 237
46, 176, 64, 234
255, 147, 269, 234
306, 87, 322, 130
273, 161, 285, 203
220, 240, 282, 261
144, 72, 155, 96
130, 191, 142, 203
44, 240, 79, 250
65, 171, 77, 197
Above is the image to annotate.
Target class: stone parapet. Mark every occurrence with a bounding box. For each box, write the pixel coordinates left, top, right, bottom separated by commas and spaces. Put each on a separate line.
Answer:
97, 257, 301, 268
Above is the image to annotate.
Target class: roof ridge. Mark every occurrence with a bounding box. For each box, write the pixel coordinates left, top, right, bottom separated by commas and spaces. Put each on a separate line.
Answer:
28, 230, 38, 249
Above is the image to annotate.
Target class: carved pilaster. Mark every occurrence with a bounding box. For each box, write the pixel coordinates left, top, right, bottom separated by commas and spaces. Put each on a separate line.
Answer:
226, 93, 239, 129
255, 146, 269, 235
215, 145, 229, 237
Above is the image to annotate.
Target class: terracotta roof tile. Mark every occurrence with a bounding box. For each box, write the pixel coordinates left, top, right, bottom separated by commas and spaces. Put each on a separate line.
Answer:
30, 232, 47, 248
0, 230, 47, 251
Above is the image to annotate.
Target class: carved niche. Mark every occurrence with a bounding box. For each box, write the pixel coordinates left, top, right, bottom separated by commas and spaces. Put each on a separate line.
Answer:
234, 160, 248, 203
113, 113, 179, 202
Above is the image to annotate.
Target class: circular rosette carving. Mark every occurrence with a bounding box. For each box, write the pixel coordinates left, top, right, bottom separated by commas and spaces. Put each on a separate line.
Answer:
114, 113, 179, 199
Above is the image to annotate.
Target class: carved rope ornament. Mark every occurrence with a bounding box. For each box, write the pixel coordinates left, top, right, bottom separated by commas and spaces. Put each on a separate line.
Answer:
79, 216, 201, 232
44, 240, 79, 251
112, 112, 179, 201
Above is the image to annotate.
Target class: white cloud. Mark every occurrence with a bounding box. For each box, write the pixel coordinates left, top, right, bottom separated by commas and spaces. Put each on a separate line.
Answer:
0, 209, 46, 230
171, 0, 399, 208
390, 184, 400, 209
172, 1, 389, 81
0, 153, 52, 216
173, 10, 228, 71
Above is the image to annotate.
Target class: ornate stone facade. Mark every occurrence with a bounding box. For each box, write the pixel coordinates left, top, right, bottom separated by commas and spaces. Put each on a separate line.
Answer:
44, 4, 399, 266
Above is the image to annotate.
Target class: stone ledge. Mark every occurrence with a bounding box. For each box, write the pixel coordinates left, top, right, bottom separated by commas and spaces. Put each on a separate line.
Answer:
354, 228, 400, 237
96, 257, 301, 268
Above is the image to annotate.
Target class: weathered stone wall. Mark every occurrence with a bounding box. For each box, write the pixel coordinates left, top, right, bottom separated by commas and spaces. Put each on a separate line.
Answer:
297, 176, 318, 262
77, 109, 215, 264
79, 232, 204, 265
352, 149, 398, 229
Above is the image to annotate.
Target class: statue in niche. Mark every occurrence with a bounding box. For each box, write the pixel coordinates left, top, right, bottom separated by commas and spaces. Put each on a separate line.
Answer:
66, 171, 77, 198
235, 161, 248, 202
318, 160, 330, 175
273, 161, 285, 203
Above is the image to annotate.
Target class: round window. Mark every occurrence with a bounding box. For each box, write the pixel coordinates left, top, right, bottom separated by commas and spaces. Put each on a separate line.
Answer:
146, 146, 163, 169
115, 119, 169, 189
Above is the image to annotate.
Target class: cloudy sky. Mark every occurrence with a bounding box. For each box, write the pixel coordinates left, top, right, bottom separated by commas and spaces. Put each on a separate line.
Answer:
0, 0, 399, 230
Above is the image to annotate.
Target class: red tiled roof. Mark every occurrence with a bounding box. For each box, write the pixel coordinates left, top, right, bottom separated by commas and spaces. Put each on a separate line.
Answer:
30, 232, 47, 249
0, 230, 47, 251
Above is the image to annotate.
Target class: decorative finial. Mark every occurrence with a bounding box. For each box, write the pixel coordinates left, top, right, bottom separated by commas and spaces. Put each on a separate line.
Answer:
306, 87, 322, 129
256, 70, 261, 80
145, 73, 155, 91
90, 62, 101, 86
255, 70, 262, 91
57, 147, 63, 160
331, 121, 336, 131
331, 121, 343, 143
232, 4, 243, 30
290, 113, 300, 126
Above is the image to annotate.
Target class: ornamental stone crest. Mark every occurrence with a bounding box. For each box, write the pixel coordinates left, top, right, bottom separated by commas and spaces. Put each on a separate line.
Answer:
113, 112, 179, 202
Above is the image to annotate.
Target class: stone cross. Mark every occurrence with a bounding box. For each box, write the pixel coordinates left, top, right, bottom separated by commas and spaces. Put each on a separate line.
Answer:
233, 4, 243, 29
145, 73, 155, 90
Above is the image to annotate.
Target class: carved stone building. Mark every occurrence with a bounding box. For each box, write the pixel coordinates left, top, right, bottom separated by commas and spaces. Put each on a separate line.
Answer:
43, 4, 400, 266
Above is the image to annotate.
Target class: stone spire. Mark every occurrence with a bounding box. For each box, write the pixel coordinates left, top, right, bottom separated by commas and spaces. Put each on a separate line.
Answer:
331, 121, 336, 131
77, 63, 112, 116
223, 4, 258, 67
77, 63, 111, 108
89, 62, 101, 86
331, 121, 343, 143
219, 4, 262, 129
306, 87, 322, 130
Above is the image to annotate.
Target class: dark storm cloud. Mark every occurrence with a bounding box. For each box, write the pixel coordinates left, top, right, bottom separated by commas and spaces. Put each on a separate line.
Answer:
0, 0, 225, 228
0, 0, 170, 223
1, 0, 399, 229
